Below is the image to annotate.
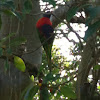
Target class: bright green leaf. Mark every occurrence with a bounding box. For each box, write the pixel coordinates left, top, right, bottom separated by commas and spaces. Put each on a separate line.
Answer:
43, 0, 56, 7
24, 86, 38, 100
97, 86, 100, 90
94, 65, 100, 70
60, 85, 76, 99
30, 75, 34, 82
14, 56, 26, 72
23, 0, 32, 14
84, 20, 100, 41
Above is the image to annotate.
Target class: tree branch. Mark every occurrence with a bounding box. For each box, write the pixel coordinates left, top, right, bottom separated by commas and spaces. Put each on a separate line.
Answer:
50, 0, 74, 28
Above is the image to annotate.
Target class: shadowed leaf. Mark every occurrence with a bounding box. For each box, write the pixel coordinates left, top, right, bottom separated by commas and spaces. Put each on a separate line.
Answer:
23, 0, 32, 14
94, 65, 100, 70
24, 86, 38, 100
60, 85, 76, 99
84, 20, 100, 40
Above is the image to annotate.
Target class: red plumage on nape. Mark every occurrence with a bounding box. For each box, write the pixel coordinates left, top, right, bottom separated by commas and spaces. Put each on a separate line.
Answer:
36, 17, 52, 28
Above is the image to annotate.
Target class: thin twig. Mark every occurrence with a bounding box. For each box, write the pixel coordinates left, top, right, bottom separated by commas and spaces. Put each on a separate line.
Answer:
51, 13, 84, 46
22, 34, 55, 55
57, 29, 78, 44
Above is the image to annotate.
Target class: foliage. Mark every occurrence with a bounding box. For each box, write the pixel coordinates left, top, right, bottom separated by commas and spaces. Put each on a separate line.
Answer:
0, 0, 27, 72
0, 0, 23, 21
0, 0, 100, 100
66, 4, 100, 40
60, 84, 76, 99
23, 0, 32, 14
84, 20, 100, 40
21, 46, 77, 100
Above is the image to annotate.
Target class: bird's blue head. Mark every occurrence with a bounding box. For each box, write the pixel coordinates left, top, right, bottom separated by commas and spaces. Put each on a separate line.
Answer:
43, 11, 51, 18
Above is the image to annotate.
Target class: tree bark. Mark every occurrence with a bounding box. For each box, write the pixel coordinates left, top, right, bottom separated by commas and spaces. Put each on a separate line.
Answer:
77, 36, 95, 100
0, 0, 42, 100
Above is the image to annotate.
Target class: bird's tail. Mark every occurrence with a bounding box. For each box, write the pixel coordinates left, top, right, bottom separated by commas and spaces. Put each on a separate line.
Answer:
44, 44, 52, 72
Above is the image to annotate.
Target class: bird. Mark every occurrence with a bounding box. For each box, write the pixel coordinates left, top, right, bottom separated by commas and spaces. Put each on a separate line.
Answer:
36, 12, 54, 71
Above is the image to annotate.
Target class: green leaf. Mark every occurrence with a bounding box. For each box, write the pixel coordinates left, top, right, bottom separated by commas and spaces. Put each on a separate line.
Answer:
43, 0, 56, 7
0, 1, 22, 20
1, 9, 23, 21
37, 65, 44, 76
43, 72, 60, 83
0, 15, 2, 29
97, 86, 100, 90
2, 9, 14, 16
1, 1, 15, 10
94, 65, 100, 70
24, 86, 38, 100
23, 0, 32, 14
8, 37, 27, 47
43, 72, 53, 83
0, 33, 15, 44
14, 56, 26, 72
60, 85, 76, 99
52, 68, 60, 74
56, 91, 62, 100
66, 4, 90, 22
40, 86, 49, 100
12, 11, 23, 21
66, 6, 78, 22
4, 57, 9, 71
20, 84, 33, 100
5, 1, 15, 9
84, 20, 100, 41
7, 48, 12, 55
30, 75, 34, 82
85, 6, 100, 25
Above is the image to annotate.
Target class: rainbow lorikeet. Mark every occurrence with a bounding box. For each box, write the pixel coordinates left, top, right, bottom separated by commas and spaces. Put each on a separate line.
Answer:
36, 12, 54, 71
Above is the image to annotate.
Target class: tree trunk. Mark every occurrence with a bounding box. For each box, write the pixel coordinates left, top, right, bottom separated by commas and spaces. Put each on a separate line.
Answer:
0, 0, 42, 100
